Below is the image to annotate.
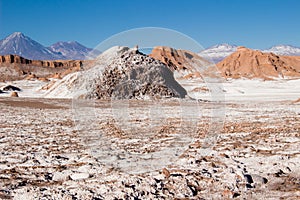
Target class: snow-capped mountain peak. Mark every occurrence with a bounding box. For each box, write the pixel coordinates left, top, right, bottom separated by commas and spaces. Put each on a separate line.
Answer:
199, 43, 300, 63
1, 32, 26, 46
0, 32, 97, 60
263, 45, 300, 56
49, 41, 94, 60
0, 32, 63, 60
208, 43, 237, 50
7, 32, 25, 38
199, 43, 237, 63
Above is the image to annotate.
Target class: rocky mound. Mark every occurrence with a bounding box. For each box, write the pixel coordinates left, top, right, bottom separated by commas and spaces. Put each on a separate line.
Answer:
0, 55, 86, 81
149, 46, 217, 80
45, 46, 187, 99
217, 47, 300, 79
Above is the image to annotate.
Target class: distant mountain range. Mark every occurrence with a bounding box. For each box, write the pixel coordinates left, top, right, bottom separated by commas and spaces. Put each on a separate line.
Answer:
49, 41, 93, 60
263, 45, 300, 56
0, 32, 95, 60
1, 32, 300, 61
199, 43, 300, 63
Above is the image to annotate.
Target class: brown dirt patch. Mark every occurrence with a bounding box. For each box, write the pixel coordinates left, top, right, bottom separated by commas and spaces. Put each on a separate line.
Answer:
0, 98, 65, 109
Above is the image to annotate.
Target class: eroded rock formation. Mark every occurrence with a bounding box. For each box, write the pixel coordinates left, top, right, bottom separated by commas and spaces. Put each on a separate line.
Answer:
0, 55, 86, 81
217, 47, 300, 79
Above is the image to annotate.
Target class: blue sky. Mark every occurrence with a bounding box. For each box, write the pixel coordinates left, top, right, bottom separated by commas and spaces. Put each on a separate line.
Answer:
0, 0, 299, 49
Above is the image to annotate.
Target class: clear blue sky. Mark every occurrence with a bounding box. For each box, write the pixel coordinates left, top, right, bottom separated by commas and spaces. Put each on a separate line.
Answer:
0, 0, 299, 49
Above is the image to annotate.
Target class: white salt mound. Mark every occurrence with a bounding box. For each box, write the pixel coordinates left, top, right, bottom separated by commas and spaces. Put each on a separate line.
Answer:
44, 46, 187, 99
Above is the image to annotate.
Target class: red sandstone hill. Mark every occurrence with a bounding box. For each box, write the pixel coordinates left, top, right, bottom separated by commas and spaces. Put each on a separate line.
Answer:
150, 46, 300, 80
0, 55, 88, 81
149, 46, 219, 80
216, 47, 300, 79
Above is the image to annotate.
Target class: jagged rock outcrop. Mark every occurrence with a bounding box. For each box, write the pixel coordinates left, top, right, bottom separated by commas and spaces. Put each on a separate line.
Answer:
0, 55, 86, 81
149, 46, 218, 80
44, 46, 187, 99
0, 55, 83, 68
150, 46, 210, 71
217, 47, 300, 79
150, 46, 189, 71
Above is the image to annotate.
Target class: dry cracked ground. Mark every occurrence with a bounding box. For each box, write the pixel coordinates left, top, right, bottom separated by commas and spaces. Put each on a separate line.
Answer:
0, 97, 299, 199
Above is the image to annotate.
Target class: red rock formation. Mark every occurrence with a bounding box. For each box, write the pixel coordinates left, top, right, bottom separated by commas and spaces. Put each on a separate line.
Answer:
149, 46, 215, 79
216, 47, 300, 79
150, 46, 300, 80
0, 54, 87, 81
150, 46, 210, 71
0, 55, 83, 68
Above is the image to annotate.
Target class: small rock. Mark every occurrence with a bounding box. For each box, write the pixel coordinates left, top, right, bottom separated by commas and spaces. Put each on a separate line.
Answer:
3, 85, 21, 91
233, 192, 241, 198
11, 92, 19, 97
54, 155, 69, 160
53, 171, 72, 182
162, 168, 170, 178
77, 165, 91, 173
275, 169, 286, 177
70, 173, 89, 181
222, 189, 234, 198
44, 173, 53, 181
243, 174, 254, 184
252, 174, 268, 184
38, 77, 49, 82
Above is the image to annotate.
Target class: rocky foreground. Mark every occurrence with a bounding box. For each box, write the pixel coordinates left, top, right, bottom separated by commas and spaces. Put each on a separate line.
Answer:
0, 97, 299, 199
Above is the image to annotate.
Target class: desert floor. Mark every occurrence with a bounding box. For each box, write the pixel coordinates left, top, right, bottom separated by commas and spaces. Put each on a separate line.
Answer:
0, 96, 299, 199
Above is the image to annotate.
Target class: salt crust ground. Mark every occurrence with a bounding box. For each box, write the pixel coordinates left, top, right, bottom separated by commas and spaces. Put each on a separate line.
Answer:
1, 78, 300, 102
0, 86, 299, 199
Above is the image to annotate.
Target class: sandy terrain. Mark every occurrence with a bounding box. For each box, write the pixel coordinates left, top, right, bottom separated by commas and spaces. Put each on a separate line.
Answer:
0, 96, 299, 199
